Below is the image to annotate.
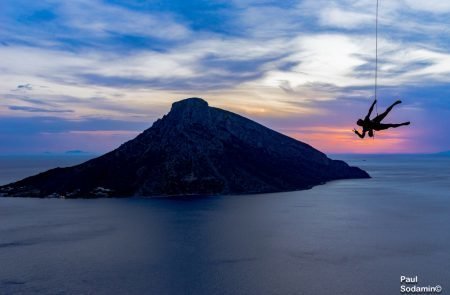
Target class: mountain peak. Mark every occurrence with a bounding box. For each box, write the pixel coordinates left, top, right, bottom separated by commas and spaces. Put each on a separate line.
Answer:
169, 97, 210, 124
171, 97, 208, 111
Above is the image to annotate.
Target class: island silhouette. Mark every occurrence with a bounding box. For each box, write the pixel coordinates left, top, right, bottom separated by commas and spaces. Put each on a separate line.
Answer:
0, 98, 369, 198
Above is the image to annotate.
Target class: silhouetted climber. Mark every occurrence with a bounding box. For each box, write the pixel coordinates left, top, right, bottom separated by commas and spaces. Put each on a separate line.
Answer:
353, 100, 410, 139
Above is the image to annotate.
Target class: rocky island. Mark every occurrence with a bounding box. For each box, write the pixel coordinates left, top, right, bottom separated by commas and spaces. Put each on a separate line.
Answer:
0, 98, 369, 198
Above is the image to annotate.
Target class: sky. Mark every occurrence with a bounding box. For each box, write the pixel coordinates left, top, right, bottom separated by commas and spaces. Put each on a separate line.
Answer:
1, 0, 449, 154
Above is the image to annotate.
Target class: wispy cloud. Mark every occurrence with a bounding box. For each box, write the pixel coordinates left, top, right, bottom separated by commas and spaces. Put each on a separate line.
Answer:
403, 0, 450, 13
58, 0, 191, 40
319, 6, 374, 29
8, 106, 74, 113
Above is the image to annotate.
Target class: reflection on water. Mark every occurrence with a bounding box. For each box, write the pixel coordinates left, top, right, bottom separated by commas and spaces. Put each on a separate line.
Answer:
0, 155, 449, 294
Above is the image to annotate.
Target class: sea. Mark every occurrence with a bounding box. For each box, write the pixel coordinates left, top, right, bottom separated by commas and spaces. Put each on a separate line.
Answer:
0, 154, 449, 295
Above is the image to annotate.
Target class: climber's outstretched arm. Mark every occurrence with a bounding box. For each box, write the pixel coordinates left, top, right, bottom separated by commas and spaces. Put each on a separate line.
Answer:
365, 99, 377, 120
353, 128, 366, 138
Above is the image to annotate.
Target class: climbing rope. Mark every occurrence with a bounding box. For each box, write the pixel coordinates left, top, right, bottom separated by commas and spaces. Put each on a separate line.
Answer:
374, 0, 379, 116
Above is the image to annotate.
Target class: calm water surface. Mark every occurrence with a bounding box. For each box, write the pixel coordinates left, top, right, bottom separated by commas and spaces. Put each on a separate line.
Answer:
0, 155, 449, 294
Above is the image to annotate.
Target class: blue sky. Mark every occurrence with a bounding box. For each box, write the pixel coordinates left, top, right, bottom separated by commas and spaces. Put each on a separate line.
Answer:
1, 0, 449, 153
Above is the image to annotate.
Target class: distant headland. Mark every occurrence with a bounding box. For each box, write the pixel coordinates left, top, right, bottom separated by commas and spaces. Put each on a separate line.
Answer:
0, 97, 369, 198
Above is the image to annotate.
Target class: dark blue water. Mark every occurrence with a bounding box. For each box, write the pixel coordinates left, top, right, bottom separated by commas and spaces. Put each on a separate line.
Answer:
0, 155, 449, 294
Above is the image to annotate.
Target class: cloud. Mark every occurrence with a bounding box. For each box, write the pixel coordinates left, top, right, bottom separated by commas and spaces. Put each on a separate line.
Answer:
8, 106, 74, 113
76, 73, 255, 91
319, 6, 374, 29
0, 0, 191, 52
16, 84, 33, 90
2, 3, 450, 99
58, 0, 191, 41
6, 94, 55, 106
0, 115, 151, 135
403, 0, 450, 13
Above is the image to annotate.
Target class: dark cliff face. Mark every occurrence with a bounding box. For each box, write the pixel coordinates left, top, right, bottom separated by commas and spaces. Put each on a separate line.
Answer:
0, 97, 370, 198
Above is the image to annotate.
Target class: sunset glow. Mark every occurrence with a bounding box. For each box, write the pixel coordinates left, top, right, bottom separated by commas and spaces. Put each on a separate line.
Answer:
285, 126, 413, 154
